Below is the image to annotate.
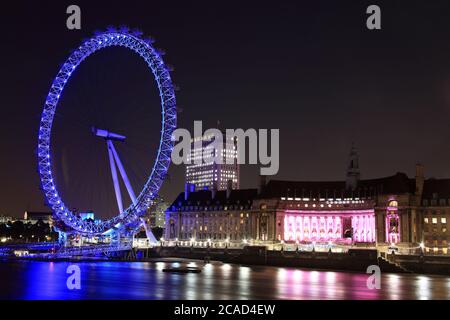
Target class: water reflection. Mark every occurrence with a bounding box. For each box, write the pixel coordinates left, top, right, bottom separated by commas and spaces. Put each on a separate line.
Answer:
417, 276, 430, 300
0, 260, 449, 300
202, 263, 214, 300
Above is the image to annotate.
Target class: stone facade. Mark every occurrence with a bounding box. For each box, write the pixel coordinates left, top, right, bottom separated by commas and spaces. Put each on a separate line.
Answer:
165, 188, 256, 243
166, 165, 450, 255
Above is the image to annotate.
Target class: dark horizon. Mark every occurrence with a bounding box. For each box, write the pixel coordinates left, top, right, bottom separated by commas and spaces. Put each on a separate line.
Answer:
1, 0, 450, 217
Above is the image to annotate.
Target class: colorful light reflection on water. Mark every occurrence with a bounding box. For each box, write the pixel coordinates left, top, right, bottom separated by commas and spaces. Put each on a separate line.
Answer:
0, 260, 449, 300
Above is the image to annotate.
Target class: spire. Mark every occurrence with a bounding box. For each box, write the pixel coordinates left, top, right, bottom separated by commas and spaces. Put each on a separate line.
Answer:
346, 142, 360, 191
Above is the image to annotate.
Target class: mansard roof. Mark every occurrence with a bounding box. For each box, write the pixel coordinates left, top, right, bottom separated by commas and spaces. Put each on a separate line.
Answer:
259, 172, 416, 199
168, 173, 450, 210
168, 189, 258, 211
422, 178, 450, 199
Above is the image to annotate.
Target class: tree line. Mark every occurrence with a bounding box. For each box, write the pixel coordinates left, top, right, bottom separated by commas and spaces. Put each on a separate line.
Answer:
0, 220, 58, 243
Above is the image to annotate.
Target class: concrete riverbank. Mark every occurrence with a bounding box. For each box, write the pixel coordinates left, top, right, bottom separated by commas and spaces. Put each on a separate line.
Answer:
137, 246, 450, 275
3, 244, 449, 275
138, 246, 396, 273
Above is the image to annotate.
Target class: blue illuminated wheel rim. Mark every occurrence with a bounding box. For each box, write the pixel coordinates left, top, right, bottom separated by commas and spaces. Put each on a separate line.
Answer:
37, 28, 177, 235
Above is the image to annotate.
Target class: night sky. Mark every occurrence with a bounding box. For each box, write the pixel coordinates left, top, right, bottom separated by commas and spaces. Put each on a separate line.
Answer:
1, 0, 450, 218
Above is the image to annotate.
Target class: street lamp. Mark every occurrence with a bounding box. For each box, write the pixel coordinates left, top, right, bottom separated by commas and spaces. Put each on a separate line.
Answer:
420, 242, 425, 256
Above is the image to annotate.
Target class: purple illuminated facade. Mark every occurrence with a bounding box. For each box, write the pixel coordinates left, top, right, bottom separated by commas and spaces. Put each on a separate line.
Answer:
385, 202, 401, 244
283, 209, 376, 243
252, 195, 378, 245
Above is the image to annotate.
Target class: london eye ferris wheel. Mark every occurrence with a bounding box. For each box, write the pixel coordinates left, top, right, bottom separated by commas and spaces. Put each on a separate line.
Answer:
37, 27, 177, 241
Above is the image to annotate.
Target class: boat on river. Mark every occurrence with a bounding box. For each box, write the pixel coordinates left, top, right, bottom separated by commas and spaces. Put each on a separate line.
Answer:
162, 266, 202, 274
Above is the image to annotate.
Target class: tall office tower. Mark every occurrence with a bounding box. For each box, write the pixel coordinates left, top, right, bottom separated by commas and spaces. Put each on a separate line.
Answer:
186, 133, 239, 191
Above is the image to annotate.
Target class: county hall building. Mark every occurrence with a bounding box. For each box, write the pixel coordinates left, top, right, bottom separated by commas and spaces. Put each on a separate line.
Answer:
165, 147, 450, 255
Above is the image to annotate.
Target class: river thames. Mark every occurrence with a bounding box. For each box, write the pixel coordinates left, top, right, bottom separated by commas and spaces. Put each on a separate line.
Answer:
1, 260, 450, 300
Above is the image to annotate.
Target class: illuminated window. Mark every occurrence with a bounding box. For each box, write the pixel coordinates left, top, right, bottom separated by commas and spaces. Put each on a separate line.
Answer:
424, 218, 429, 224
441, 218, 447, 224
432, 218, 438, 224
389, 200, 398, 207
443, 248, 448, 255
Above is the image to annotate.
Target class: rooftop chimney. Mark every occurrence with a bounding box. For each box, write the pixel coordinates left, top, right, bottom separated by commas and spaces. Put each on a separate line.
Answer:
345, 142, 360, 190
226, 179, 233, 199
415, 163, 425, 197
184, 183, 195, 201
211, 180, 218, 200
258, 174, 267, 195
